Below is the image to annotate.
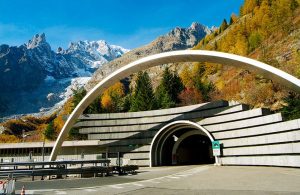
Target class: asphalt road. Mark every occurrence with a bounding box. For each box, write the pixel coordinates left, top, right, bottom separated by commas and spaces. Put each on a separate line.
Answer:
15, 165, 300, 195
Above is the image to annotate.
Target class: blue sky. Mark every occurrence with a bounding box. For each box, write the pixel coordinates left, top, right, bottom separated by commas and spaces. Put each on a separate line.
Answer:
0, 0, 244, 49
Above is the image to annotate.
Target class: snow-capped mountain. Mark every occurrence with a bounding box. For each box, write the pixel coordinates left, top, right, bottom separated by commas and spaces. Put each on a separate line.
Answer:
63, 40, 129, 69
0, 34, 129, 118
26, 33, 75, 78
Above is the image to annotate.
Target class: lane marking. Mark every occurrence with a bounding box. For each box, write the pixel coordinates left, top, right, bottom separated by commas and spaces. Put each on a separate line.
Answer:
85, 188, 97, 192
167, 176, 180, 179
55, 191, 67, 194
145, 180, 160, 184
110, 185, 124, 189
132, 183, 144, 187
175, 174, 192, 177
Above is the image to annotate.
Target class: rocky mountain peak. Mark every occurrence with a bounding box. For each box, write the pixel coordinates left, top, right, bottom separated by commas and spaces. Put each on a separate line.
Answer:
189, 22, 210, 33
190, 22, 201, 29
57, 47, 64, 54
26, 33, 48, 49
64, 39, 129, 69
164, 22, 211, 49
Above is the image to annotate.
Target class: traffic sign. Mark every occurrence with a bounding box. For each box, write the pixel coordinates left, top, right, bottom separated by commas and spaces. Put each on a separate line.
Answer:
212, 141, 220, 149
212, 140, 221, 156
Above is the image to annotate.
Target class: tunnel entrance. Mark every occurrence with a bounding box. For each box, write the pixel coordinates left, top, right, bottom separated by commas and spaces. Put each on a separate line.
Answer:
158, 128, 215, 166
150, 120, 216, 167
175, 134, 213, 165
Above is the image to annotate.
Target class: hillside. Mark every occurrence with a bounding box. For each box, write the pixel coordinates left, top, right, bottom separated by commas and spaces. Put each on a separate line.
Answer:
190, 0, 300, 110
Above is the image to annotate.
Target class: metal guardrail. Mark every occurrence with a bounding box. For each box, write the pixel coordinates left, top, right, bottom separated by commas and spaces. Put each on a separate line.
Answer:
0, 159, 111, 181
0, 160, 139, 182
0, 159, 110, 167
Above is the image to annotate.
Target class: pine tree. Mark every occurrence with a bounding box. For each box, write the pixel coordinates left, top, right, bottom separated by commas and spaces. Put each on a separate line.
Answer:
130, 71, 156, 111
219, 19, 228, 33
86, 97, 102, 114
191, 63, 215, 102
155, 85, 175, 109
281, 93, 300, 120
156, 67, 184, 108
72, 87, 86, 110
122, 94, 132, 112
290, 0, 299, 11
44, 121, 55, 140
195, 81, 214, 102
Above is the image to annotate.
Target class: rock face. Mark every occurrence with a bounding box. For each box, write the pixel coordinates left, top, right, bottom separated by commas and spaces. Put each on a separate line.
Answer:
87, 22, 212, 89
0, 34, 128, 118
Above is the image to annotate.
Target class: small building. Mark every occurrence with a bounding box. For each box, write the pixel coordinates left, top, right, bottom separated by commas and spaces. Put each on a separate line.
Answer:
0, 140, 103, 163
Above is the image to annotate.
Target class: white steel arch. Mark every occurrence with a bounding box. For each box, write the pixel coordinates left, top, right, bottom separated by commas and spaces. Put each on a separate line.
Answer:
50, 50, 300, 161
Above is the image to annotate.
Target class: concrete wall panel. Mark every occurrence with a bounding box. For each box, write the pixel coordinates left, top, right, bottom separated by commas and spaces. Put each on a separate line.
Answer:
204, 113, 282, 132
221, 155, 300, 167
221, 129, 300, 147
213, 119, 300, 139
222, 142, 300, 156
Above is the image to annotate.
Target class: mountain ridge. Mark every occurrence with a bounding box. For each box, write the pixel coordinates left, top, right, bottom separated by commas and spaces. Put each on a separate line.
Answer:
87, 22, 212, 89
0, 34, 129, 118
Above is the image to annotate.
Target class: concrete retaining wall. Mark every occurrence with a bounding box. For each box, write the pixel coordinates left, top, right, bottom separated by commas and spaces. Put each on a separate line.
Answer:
76, 100, 300, 167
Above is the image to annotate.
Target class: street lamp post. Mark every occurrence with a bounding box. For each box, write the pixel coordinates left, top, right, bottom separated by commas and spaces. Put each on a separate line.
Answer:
41, 137, 46, 180
42, 137, 45, 162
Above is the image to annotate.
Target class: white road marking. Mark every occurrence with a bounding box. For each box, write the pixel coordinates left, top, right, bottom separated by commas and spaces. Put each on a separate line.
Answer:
145, 180, 160, 184
55, 191, 67, 194
175, 174, 193, 177
110, 185, 124, 189
132, 183, 144, 187
167, 176, 180, 179
84, 188, 97, 192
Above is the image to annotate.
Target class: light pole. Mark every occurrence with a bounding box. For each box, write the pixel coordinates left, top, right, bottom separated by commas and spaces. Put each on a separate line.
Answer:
42, 137, 45, 162
41, 137, 46, 180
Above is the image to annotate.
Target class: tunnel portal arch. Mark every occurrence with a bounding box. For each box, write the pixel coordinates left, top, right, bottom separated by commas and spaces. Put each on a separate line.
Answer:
150, 120, 216, 167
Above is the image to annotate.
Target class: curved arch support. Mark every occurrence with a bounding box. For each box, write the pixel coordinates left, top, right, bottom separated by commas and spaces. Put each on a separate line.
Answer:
50, 50, 300, 161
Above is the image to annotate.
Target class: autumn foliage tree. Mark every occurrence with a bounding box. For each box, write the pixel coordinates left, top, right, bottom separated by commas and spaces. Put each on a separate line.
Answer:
0, 134, 20, 143
178, 88, 203, 106
101, 81, 125, 112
